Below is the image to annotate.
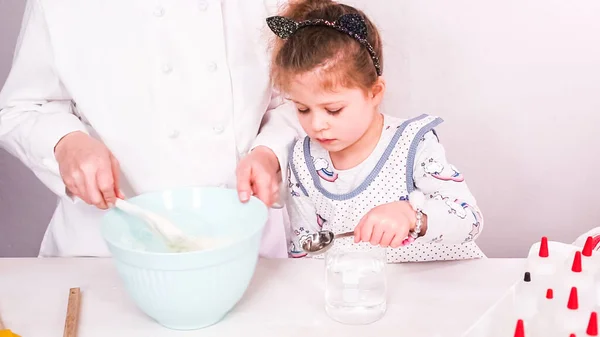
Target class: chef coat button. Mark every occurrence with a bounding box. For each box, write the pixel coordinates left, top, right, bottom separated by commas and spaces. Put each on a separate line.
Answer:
153, 6, 165, 17
198, 1, 209, 11
207, 62, 218, 72
168, 129, 180, 139
162, 64, 173, 74
212, 125, 224, 134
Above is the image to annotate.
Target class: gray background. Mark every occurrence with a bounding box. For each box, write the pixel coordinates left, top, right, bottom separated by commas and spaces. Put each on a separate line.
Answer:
1, 0, 56, 257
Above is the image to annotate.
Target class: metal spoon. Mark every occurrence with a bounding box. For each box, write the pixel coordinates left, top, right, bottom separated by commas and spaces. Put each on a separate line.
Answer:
300, 230, 355, 255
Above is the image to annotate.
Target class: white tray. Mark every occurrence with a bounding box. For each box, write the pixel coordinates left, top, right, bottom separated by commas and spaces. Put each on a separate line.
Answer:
462, 240, 593, 337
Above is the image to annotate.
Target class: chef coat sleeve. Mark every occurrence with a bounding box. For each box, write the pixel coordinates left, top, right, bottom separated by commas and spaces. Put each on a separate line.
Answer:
251, 90, 303, 205
0, 0, 88, 198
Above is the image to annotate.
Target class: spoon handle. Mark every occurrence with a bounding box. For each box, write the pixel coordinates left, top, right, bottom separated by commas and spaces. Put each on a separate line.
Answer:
334, 231, 355, 239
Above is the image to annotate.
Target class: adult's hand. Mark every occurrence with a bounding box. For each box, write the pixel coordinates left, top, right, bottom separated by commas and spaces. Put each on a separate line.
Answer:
236, 146, 281, 207
54, 131, 124, 209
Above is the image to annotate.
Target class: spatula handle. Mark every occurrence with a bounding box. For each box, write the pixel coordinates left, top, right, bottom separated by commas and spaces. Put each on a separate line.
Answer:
114, 199, 150, 221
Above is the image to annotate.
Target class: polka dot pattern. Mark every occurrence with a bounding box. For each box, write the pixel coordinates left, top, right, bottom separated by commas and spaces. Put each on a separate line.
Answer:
291, 115, 485, 263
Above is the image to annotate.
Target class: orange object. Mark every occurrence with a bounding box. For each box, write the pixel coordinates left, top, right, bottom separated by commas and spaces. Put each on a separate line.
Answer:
0, 311, 21, 337
0, 330, 21, 337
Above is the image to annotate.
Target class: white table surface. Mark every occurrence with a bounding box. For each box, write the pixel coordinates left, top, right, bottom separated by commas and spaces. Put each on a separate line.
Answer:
0, 257, 525, 337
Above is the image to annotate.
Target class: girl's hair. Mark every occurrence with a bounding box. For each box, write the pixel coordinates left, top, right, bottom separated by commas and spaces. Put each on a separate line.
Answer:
270, 0, 383, 94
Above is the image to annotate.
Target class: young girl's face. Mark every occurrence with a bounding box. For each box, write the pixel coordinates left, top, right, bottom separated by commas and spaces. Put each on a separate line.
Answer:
286, 72, 383, 154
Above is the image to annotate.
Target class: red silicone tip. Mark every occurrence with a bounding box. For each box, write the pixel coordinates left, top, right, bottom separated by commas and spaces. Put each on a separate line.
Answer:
588, 312, 598, 336
568, 287, 579, 310
583, 236, 594, 257
546, 288, 553, 299
514, 319, 525, 337
570, 334, 576, 337
539, 236, 549, 257
572, 251, 583, 273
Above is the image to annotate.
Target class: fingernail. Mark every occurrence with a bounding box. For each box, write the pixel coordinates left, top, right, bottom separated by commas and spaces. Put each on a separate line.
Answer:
107, 202, 114, 208
239, 192, 249, 201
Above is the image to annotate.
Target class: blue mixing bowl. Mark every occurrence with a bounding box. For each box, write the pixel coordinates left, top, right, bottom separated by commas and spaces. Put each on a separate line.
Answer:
101, 187, 268, 330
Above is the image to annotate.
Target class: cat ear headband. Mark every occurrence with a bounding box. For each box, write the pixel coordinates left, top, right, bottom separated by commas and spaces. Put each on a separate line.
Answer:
266, 13, 382, 76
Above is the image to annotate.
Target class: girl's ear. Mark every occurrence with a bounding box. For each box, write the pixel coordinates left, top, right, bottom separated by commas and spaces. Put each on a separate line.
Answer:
370, 76, 386, 106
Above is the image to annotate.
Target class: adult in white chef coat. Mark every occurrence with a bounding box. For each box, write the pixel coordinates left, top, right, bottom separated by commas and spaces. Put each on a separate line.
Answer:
0, 0, 300, 258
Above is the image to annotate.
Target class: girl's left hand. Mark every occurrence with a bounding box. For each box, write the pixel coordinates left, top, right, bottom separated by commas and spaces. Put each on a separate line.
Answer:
236, 146, 281, 207
354, 201, 422, 248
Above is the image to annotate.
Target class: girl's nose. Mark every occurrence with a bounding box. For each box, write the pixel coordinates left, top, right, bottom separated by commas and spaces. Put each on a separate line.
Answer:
311, 113, 329, 131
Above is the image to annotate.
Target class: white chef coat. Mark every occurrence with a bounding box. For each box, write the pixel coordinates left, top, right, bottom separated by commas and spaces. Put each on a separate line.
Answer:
0, 0, 300, 257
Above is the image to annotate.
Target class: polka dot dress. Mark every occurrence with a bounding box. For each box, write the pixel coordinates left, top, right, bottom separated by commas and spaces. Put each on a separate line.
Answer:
289, 114, 485, 263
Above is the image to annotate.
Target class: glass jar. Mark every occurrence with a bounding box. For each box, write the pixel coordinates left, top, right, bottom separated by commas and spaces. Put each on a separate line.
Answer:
324, 242, 387, 324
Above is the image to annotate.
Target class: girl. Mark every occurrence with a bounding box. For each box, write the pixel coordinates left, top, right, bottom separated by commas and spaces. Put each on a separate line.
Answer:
267, 0, 485, 262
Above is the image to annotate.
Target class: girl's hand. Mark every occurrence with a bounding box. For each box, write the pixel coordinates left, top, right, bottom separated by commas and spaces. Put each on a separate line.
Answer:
354, 201, 425, 248
236, 146, 281, 207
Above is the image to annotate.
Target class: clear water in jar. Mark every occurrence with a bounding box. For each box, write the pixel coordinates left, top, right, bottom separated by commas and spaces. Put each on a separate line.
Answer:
325, 246, 387, 324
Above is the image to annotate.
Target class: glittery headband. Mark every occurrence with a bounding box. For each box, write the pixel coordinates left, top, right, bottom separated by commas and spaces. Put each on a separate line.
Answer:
266, 13, 382, 76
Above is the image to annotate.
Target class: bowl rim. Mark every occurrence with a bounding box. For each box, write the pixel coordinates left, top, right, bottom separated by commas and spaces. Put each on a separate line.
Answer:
100, 186, 269, 256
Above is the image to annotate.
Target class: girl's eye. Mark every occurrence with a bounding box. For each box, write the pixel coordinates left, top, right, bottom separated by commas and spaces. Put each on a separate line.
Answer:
297, 108, 310, 114
326, 108, 343, 115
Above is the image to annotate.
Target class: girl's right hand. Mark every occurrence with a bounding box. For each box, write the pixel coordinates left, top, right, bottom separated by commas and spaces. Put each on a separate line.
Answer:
353, 201, 417, 248
54, 131, 125, 209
